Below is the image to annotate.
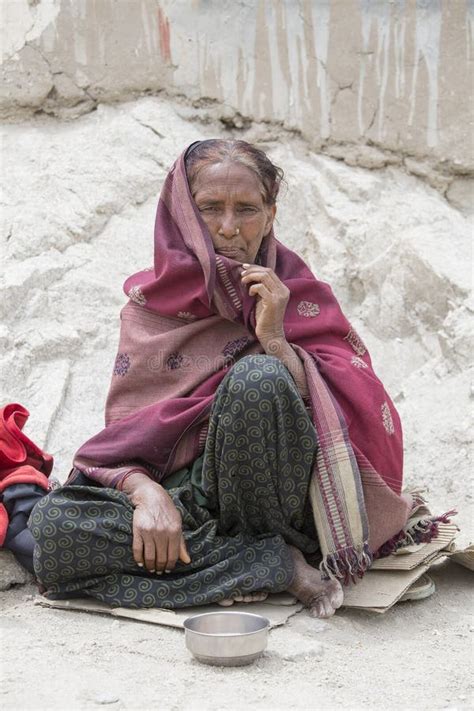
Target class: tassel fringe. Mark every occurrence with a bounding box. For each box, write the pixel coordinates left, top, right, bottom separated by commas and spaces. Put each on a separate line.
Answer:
373, 509, 458, 560
320, 542, 373, 586
323, 509, 458, 583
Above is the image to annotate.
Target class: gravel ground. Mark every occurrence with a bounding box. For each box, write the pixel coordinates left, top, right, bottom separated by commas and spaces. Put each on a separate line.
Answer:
1, 559, 472, 711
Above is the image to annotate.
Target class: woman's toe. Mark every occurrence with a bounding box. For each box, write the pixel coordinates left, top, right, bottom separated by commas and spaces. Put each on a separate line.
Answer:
309, 601, 324, 618
309, 595, 336, 619
233, 592, 268, 603
220, 591, 268, 605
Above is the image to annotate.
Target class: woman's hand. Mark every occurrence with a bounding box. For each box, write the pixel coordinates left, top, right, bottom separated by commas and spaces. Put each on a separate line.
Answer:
122, 473, 191, 574
240, 263, 290, 346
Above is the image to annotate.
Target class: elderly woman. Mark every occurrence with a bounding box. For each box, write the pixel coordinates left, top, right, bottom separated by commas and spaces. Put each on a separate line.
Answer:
29, 139, 446, 619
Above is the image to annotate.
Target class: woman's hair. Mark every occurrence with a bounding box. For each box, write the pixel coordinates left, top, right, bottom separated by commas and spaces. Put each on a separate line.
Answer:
184, 139, 284, 205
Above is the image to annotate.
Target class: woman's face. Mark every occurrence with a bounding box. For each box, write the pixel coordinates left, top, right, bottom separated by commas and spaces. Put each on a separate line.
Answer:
191, 161, 276, 264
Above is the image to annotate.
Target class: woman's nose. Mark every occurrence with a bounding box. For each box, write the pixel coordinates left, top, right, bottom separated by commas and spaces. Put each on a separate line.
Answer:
219, 210, 240, 237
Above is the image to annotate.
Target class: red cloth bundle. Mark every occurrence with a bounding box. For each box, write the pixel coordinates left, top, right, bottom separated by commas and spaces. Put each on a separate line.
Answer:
0, 403, 52, 546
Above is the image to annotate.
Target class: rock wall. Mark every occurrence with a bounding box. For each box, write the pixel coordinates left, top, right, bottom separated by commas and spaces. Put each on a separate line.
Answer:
1, 97, 472, 538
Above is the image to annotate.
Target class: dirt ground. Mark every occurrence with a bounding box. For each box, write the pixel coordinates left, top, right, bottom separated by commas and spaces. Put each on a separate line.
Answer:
1, 558, 472, 711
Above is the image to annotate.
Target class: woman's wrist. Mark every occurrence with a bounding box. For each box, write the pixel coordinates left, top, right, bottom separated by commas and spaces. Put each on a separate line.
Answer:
259, 336, 310, 400
257, 332, 286, 351
121, 470, 163, 504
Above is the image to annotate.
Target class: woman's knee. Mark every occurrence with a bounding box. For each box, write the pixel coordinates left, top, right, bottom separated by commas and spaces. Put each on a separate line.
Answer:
28, 491, 74, 583
29, 491, 65, 544
29, 488, 110, 579
29, 486, 134, 585
225, 354, 294, 396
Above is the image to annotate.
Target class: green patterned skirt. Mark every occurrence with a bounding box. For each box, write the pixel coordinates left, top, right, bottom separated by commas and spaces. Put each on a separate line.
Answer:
29, 355, 320, 608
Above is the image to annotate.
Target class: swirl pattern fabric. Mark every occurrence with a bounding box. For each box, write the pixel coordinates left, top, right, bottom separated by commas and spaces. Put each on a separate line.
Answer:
30, 356, 318, 606
70, 142, 415, 583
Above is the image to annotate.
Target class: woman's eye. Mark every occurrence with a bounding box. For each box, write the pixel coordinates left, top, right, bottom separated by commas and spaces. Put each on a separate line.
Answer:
239, 207, 256, 213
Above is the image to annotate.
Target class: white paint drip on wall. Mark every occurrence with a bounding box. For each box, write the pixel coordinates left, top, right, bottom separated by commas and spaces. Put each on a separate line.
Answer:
358, 0, 373, 136
170, 1, 257, 117
196, 35, 208, 95
72, 33, 88, 67
71, 1, 87, 67
373, 1, 392, 141
265, 2, 289, 120
358, 0, 442, 147
311, 0, 331, 140
408, 0, 442, 148
283, 2, 307, 125
393, 0, 407, 99
358, 0, 392, 141
95, 2, 106, 69
67, 1, 104, 69
159, 0, 448, 150
140, 0, 154, 58
236, 28, 256, 117
467, 0, 474, 60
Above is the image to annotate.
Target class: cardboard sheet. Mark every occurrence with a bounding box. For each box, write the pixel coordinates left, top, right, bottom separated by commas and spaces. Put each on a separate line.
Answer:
370, 523, 459, 571
343, 564, 432, 613
342, 522, 470, 613
446, 544, 474, 572
35, 593, 303, 629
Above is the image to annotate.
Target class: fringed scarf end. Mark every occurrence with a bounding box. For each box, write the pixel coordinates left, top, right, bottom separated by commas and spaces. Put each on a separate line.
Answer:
320, 542, 373, 586
374, 509, 458, 560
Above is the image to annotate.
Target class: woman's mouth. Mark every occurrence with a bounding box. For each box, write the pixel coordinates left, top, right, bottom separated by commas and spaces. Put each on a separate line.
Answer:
217, 249, 244, 258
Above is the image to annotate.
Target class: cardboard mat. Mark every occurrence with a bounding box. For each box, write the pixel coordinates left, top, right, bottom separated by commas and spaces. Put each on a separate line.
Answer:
343, 522, 473, 613
35, 524, 472, 623
35, 592, 303, 629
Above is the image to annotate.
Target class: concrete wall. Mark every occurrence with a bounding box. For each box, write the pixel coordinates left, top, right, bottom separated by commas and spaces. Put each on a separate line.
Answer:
1, 0, 473, 173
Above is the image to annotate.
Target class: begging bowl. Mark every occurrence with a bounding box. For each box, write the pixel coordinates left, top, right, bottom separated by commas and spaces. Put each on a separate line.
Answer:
183, 611, 270, 666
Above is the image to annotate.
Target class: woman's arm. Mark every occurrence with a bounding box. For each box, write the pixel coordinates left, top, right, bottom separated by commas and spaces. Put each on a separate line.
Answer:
260, 336, 309, 400
239, 265, 309, 400
121, 472, 191, 573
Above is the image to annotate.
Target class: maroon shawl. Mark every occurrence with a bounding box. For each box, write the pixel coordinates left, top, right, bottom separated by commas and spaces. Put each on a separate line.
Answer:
71, 143, 449, 583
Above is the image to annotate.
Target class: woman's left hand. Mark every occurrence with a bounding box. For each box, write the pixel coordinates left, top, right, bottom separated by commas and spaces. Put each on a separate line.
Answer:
240, 263, 290, 345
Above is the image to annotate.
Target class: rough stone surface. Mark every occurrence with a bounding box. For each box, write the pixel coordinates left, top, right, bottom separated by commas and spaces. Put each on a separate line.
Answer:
1, 95, 472, 709
1, 96, 472, 540
446, 178, 474, 215
0, 550, 34, 591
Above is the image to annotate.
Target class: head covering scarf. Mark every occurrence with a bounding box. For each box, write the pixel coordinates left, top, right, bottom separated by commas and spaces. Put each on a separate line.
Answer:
71, 141, 443, 584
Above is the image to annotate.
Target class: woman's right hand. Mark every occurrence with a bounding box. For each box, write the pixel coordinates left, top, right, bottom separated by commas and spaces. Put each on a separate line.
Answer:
122, 472, 191, 574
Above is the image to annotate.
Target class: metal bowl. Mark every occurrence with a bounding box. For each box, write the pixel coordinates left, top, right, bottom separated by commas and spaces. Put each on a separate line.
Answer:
183, 611, 270, 666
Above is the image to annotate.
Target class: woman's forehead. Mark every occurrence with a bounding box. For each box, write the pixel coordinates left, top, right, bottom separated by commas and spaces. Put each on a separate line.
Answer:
192, 162, 264, 200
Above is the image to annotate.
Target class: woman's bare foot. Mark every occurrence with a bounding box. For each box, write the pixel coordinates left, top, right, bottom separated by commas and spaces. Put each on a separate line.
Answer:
287, 545, 344, 618
218, 591, 269, 607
